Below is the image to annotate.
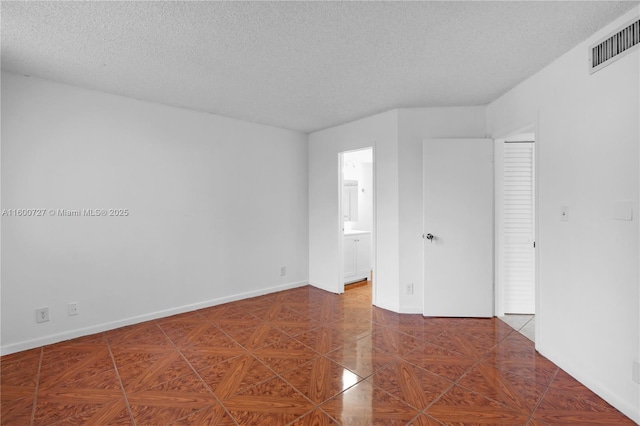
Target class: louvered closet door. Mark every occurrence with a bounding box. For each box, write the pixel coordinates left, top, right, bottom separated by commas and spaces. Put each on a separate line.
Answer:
503, 142, 535, 314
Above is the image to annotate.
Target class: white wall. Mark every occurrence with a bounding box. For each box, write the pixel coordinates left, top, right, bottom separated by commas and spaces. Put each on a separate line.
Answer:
487, 9, 640, 422
308, 110, 399, 311
397, 107, 487, 312
1, 72, 309, 354
357, 162, 374, 233
308, 108, 486, 312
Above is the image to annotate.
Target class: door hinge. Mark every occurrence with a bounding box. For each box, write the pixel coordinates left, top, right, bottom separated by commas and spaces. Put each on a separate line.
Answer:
533, 241, 536, 248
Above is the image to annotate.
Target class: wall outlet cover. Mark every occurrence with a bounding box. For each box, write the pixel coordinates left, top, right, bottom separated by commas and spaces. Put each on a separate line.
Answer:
68, 302, 79, 316
633, 359, 640, 384
36, 307, 49, 323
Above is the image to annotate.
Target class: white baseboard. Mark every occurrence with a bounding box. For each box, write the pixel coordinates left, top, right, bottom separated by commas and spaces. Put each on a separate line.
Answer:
373, 299, 400, 313
400, 305, 423, 314
1, 280, 307, 356
537, 342, 640, 424
308, 281, 341, 294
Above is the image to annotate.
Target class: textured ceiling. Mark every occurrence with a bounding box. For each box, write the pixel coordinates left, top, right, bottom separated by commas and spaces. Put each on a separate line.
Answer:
1, 1, 636, 133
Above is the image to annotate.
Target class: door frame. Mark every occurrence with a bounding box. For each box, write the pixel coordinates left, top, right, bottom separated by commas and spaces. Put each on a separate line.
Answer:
492, 120, 540, 342
338, 146, 376, 302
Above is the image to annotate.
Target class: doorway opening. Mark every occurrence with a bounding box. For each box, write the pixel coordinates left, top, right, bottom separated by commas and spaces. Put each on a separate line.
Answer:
495, 130, 536, 341
339, 147, 374, 298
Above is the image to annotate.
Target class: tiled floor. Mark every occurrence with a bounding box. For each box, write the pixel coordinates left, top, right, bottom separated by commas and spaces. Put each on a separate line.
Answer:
1, 282, 635, 425
499, 314, 536, 342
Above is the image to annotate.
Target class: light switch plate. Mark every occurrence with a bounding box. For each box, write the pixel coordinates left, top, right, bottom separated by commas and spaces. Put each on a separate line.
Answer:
560, 206, 569, 221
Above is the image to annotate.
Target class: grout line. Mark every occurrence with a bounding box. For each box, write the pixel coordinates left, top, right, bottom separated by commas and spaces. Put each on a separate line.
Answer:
317, 407, 341, 425
416, 380, 457, 422
417, 341, 522, 421
29, 347, 44, 426
105, 332, 137, 426
312, 406, 341, 426
526, 366, 559, 424
405, 411, 424, 425
284, 407, 318, 426
315, 360, 414, 425
154, 320, 240, 426
520, 316, 534, 330
498, 315, 536, 342
242, 353, 318, 424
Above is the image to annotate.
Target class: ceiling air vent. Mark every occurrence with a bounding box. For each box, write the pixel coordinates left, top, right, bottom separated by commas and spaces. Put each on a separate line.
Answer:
590, 17, 639, 74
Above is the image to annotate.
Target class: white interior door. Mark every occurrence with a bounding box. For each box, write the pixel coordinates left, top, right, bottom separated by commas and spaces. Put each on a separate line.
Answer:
423, 138, 494, 317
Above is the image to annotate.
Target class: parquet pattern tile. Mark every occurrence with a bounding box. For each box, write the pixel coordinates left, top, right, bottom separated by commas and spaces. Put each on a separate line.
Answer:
456, 362, 547, 416
280, 356, 363, 404
126, 372, 217, 425
366, 360, 452, 411
425, 384, 532, 424
169, 402, 236, 425
0, 348, 41, 425
325, 334, 398, 378
290, 408, 340, 425
1, 282, 635, 425
222, 377, 315, 425
321, 380, 419, 425
198, 353, 276, 399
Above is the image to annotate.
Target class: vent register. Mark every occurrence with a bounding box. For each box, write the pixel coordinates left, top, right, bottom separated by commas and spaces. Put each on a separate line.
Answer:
590, 17, 639, 73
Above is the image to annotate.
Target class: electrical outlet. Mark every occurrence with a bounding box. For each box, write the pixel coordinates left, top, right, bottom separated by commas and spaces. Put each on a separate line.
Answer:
406, 283, 414, 294
280, 266, 286, 276
36, 307, 49, 323
633, 359, 640, 384
68, 302, 79, 316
